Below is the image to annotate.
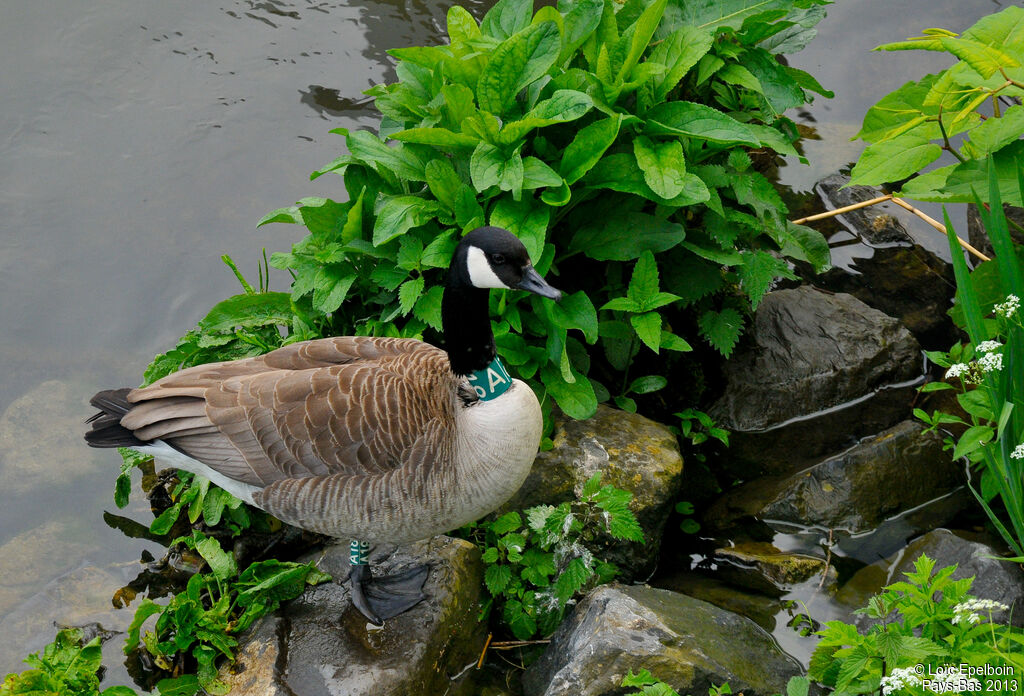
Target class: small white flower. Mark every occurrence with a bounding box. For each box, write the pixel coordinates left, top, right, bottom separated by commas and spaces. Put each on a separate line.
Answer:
952, 598, 1008, 626
995, 294, 1020, 318
979, 351, 1003, 372
881, 667, 922, 695
976, 340, 1002, 353
1012, 444, 1024, 460
945, 363, 970, 379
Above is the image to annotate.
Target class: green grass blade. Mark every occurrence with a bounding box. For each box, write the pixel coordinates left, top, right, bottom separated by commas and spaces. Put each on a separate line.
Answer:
982, 154, 1024, 298
944, 206, 988, 344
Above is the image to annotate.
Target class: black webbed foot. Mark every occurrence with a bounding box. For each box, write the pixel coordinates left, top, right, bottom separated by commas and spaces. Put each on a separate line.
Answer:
349, 563, 429, 626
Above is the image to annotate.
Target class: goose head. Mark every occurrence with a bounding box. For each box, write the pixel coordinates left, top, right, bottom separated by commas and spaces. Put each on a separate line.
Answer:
448, 227, 562, 301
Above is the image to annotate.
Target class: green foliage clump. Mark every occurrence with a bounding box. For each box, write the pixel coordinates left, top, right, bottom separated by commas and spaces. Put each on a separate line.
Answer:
915, 166, 1024, 556
232, 0, 832, 422
850, 5, 1024, 203
125, 535, 329, 696
1, 628, 137, 696
621, 668, 810, 696
467, 472, 643, 639
809, 554, 1024, 695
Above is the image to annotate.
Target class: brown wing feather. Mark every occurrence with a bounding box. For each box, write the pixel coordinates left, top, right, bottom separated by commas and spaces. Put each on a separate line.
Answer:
123, 336, 457, 488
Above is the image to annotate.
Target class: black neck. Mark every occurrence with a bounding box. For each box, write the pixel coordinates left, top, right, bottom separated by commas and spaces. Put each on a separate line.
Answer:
441, 286, 495, 376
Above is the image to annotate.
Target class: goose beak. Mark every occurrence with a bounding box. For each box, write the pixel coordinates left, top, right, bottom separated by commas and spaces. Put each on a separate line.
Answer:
515, 266, 562, 301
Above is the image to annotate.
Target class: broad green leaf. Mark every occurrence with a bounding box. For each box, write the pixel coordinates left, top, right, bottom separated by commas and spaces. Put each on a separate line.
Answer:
965, 104, 1024, 157
471, 142, 525, 194
759, 5, 827, 54
849, 135, 942, 187
963, 6, 1024, 51
649, 25, 714, 102
741, 48, 806, 117
779, 222, 831, 273
477, 21, 562, 114
855, 75, 940, 144
899, 140, 1024, 205
939, 36, 1020, 79
630, 311, 662, 352
718, 63, 762, 93
448, 5, 481, 43
425, 158, 463, 211
628, 250, 660, 303
421, 229, 458, 268
559, 0, 605, 61
954, 424, 995, 459
586, 153, 709, 206
398, 277, 425, 316
441, 84, 477, 129
347, 130, 426, 182
196, 536, 239, 580
312, 266, 356, 313
500, 90, 594, 143
389, 127, 478, 149
549, 291, 599, 344
522, 157, 564, 190
413, 285, 445, 330
560, 114, 621, 184
644, 101, 759, 146
155, 675, 201, 696
614, 0, 669, 83
480, 0, 533, 41
489, 196, 550, 263
541, 363, 598, 419
629, 375, 667, 394
372, 196, 442, 246
200, 292, 293, 332
632, 136, 686, 199
571, 212, 685, 261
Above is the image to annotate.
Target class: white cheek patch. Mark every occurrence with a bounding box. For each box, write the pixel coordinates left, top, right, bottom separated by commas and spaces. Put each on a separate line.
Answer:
466, 246, 511, 289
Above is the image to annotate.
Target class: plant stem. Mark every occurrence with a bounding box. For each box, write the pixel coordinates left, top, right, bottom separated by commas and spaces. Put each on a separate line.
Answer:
936, 109, 966, 164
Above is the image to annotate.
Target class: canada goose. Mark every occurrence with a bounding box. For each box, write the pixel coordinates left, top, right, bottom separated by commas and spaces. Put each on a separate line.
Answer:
86, 226, 562, 624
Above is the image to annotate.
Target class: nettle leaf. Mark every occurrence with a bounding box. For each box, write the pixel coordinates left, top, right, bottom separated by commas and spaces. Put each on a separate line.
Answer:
645, 101, 759, 146
737, 250, 794, 310
631, 312, 662, 352
850, 134, 943, 187
628, 250, 660, 303
372, 196, 442, 246
633, 136, 686, 199
413, 285, 444, 330
490, 195, 550, 263
421, 229, 458, 268
200, 293, 293, 332
485, 564, 513, 595
698, 308, 744, 357
480, 0, 533, 41
560, 114, 622, 184
398, 277, 425, 316
477, 21, 562, 114
554, 557, 592, 602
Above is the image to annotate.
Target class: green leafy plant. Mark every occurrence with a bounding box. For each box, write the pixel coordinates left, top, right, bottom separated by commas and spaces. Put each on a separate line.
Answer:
809, 554, 1024, 695
125, 537, 329, 696
621, 669, 810, 696
246, 0, 831, 424
1, 628, 138, 696
914, 165, 1024, 556
468, 472, 643, 639
849, 5, 1024, 205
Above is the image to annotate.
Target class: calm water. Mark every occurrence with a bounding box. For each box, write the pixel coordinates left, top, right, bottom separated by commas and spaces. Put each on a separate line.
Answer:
0, 0, 1004, 683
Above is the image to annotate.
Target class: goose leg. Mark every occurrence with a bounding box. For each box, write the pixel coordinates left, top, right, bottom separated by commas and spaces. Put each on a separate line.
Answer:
348, 540, 429, 626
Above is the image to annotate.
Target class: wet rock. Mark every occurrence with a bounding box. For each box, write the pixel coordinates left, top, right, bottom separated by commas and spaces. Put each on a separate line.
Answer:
837, 529, 1024, 627
711, 542, 835, 596
522, 584, 801, 696
706, 420, 960, 535
967, 203, 1024, 259
815, 173, 912, 244
651, 571, 788, 632
499, 405, 684, 581
709, 287, 922, 477
219, 536, 486, 696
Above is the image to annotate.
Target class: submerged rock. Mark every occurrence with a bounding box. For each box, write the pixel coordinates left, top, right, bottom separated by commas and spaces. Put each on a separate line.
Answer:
709, 287, 922, 477
711, 542, 836, 596
219, 536, 486, 696
499, 405, 684, 581
837, 529, 1024, 627
706, 420, 959, 534
522, 584, 801, 696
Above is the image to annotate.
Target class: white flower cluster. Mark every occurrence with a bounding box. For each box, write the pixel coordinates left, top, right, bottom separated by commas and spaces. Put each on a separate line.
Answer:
976, 340, 1002, 353
952, 598, 1009, 625
881, 666, 922, 695
1012, 444, 1024, 460
978, 351, 1003, 372
945, 363, 971, 379
995, 294, 1020, 318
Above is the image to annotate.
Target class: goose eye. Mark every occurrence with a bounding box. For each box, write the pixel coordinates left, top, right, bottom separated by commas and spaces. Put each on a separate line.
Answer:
491, 253, 506, 265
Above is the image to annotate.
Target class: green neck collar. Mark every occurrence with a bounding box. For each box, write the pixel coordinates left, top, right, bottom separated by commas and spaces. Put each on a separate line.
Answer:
467, 357, 513, 401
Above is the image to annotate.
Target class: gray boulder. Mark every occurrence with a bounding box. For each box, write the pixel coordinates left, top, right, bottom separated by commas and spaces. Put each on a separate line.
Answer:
709, 287, 922, 478
837, 529, 1024, 627
706, 420, 960, 534
522, 584, 801, 696
499, 405, 684, 581
219, 536, 486, 696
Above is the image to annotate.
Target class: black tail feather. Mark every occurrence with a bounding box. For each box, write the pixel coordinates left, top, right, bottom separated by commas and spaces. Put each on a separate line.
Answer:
85, 388, 148, 449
